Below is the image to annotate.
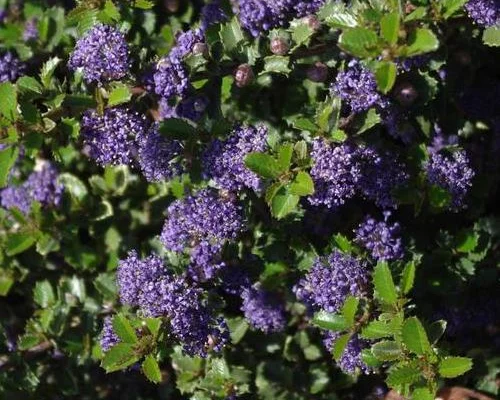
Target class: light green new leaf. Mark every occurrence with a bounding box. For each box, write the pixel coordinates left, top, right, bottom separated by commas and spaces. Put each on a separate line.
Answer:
406, 28, 439, 56
312, 310, 349, 331
289, 171, 314, 196
402, 317, 432, 355
245, 153, 283, 179
373, 262, 398, 305
380, 12, 400, 45
142, 355, 162, 383
438, 357, 473, 378
371, 340, 402, 361
112, 314, 138, 344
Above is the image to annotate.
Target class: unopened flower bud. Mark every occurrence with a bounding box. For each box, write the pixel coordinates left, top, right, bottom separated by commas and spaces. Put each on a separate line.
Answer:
270, 37, 289, 56
394, 82, 418, 106
192, 42, 209, 58
303, 15, 320, 31
307, 62, 328, 82
234, 64, 254, 87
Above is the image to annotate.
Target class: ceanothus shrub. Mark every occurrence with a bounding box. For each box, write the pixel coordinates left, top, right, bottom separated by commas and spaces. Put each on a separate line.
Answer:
0, 0, 499, 399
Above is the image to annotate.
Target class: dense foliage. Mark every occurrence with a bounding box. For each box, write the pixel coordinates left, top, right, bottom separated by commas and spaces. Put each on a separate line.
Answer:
0, 0, 499, 399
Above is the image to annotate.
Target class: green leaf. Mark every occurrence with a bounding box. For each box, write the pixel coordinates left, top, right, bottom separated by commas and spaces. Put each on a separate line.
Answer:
438, 357, 473, 378
40, 57, 61, 88
0, 273, 14, 296
36, 234, 60, 256
412, 387, 434, 400
406, 28, 439, 56
316, 97, 341, 134
263, 56, 291, 75
331, 129, 347, 143
322, 4, 358, 29
400, 261, 416, 295
333, 234, 353, 253
361, 349, 383, 367
386, 364, 421, 386
107, 83, 131, 107
290, 20, 316, 48
341, 296, 359, 326
94, 273, 117, 300
0, 82, 18, 122
353, 108, 381, 135
33, 280, 55, 308
271, 187, 300, 219
332, 333, 351, 361
442, 0, 468, 19
159, 118, 197, 140
373, 262, 398, 306
227, 317, 249, 344
18, 334, 43, 350
427, 320, 447, 344
219, 18, 245, 53
312, 311, 349, 331
374, 61, 397, 93
133, 0, 154, 9
245, 153, 283, 179
380, 12, 400, 45
292, 118, 318, 133
59, 173, 88, 202
428, 184, 452, 209
361, 320, 394, 339
289, 171, 314, 196
17, 76, 43, 96
6, 232, 37, 256
0, 146, 19, 187
142, 355, 162, 383
338, 28, 380, 58
102, 343, 139, 372
455, 229, 479, 253
483, 26, 500, 47
112, 314, 138, 344
103, 0, 120, 21
371, 340, 402, 361
145, 318, 162, 337
277, 143, 294, 171
402, 317, 432, 355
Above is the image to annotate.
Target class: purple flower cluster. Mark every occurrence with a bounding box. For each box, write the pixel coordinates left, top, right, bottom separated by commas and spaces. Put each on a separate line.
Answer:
426, 150, 475, 210
219, 266, 251, 296
235, 0, 325, 37
203, 124, 268, 192
331, 60, 384, 113
116, 250, 229, 356
308, 139, 362, 208
241, 284, 286, 333
81, 107, 146, 166
0, 185, 31, 214
136, 123, 183, 182
465, 0, 500, 26
0, 52, 24, 83
69, 24, 130, 84
357, 147, 408, 209
0, 161, 63, 214
160, 189, 244, 281
323, 332, 371, 374
355, 214, 404, 261
294, 250, 370, 313
153, 29, 204, 109
201, 0, 228, 31
308, 139, 408, 209
159, 96, 208, 121
100, 317, 120, 352
23, 18, 38, 42
27, 162, 64, 207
